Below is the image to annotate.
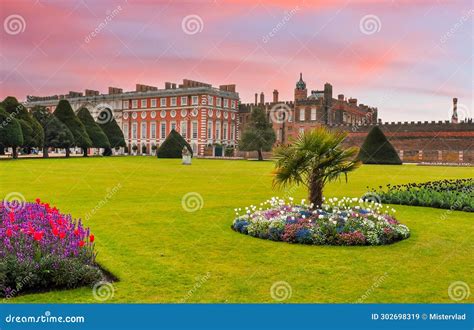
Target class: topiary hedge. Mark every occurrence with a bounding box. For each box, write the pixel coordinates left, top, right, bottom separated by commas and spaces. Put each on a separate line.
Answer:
357, 126, 402, 165
157, 129, 193, 158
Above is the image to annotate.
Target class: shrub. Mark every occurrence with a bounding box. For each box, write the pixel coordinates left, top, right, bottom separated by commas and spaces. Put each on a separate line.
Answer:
231, 197, 410, 246
357, 126, 402, 165
142, 145, 147, 154
77, 107, 110, 150
0, 200, 105, 298
157, 129, 193, 158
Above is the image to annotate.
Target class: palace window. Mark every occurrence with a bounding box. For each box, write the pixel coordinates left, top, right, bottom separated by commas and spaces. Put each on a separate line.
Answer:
230, 124, 235, 141
181, 96, 188, 106
192, 96, 199, 105
160, 98, 166, 107
123, 123, 129, 139
132, 100, 138, 109
299, 109, 305, 121
223, 122, 228, 140
310, 108, 317, 121
141, 99, 147, 108
132, 123, 137, 139
141, 122, 147, 139
231, 100, 236, 109
170, 121, 177, 131
208, 96, 213, 105
207, 120, 213, 139
216, 98, 221, 107
151, 99, 157, 108
215, 121, 221, 140
151, 123, 156, 139
192, 121, 198, 139
160, 122, 166, 139
170, 97, 177, 106
180, 121, 187, 138
123, 101, 130, 109
223, 99, 229, 108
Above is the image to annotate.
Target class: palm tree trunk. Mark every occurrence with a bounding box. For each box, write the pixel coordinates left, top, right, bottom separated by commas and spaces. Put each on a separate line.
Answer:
257, 149, 263, 161
308, 171, 323, 209
65, 148, 70, 158
12, 147, 18, 159
43, 146, 49, 158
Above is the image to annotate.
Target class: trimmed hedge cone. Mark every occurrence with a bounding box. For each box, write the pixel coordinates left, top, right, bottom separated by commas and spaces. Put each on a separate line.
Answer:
157, 129, 193, 158
357, 126, 402, 165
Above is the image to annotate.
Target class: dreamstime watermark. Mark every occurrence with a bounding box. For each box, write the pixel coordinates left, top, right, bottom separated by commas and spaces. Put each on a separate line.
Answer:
84, 183, 122, 221
0, 104, 22, 129
3, 14, 26, 35
5, 311, 85, 324
270, 281, 292, 301
84, 5, 123, 43
2, 272, 34, 301
439, 9, 473, 44
181, 14, 203, 35
181, 192, 204, 212
92, 281, 115, 302
94, 103, 115, 124
448, 281, 470, 301
361, 192, 381, 204
356, 272, 388, 303
450, 103, 471, 122
359, 14, 381, 35
269, 103, 292, 124
262, 6, 299, 43
179, 272, 211, 302
2, 192, 26, 213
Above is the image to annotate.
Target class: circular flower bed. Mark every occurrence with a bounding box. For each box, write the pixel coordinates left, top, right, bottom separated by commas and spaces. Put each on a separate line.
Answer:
232, 197, 410, 246
0, 199, 105, 298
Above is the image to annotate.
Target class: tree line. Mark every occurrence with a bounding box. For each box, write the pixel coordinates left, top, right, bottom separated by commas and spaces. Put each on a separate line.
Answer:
0, 97, 125, 159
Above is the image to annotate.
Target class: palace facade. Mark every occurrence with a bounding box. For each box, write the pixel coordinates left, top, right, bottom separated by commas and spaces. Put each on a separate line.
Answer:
24, 79, 240, 156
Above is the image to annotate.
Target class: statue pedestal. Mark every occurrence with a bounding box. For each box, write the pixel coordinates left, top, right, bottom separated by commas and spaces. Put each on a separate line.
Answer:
182, 155, 192, 165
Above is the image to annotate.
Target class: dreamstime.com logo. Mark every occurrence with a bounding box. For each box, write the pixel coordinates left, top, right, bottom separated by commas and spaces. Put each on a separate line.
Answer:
270, 281, 292, 302
181, 15, 203, 35
2, 192, 26, 213
269, 103, 292, 124
94, 103, 115, 124
92, 281, 115, 302
359, 14, 381, 35
4, 311, 85, 324
3, 14, 26, 35
448, 281, 471, 302
181, 192, 204, 212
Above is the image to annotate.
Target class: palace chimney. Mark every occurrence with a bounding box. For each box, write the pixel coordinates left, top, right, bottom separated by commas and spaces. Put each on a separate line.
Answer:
255, 93, 258, 105
260, 92, 265, 105
273, 89, 279, 103
451, 97, 459, 123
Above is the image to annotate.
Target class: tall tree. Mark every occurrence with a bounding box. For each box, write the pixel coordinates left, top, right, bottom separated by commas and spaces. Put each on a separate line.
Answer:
0, 106, 23, 159
98, 116, 126, 156
239, 107, 276, 161
32, 105, 74, 158
2, 96, 44, 152
77, 107, 110, 157
273, 127, 360, 208
53, 100, 92, 157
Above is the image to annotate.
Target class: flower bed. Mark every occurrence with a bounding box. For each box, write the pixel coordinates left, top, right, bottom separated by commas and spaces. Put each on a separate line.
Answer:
232, 197, 410, 246
0, 199, 105, 298
372, 178, 473, 212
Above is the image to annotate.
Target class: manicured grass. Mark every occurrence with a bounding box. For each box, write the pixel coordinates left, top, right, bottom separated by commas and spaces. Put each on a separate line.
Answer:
0, 157, 473, 303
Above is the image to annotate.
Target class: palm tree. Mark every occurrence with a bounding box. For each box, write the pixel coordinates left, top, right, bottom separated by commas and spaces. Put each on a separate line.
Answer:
273, 127, 360, 209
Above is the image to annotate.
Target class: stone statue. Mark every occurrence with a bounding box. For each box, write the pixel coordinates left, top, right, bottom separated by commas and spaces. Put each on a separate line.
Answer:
182, 146, 192, 165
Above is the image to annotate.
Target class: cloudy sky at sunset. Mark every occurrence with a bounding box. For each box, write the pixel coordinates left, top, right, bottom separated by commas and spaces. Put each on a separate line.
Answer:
1, 0, 472, 121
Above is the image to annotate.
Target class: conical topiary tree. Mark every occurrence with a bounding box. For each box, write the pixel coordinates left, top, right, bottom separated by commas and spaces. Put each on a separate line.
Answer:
32, 105, 75, 158
98, 116, 126, 156
77, 107, 110, 156
0, 106, 23, 159
2, 96, 44, 152
54, 100, 92, 157
357, 126, 402, 165
157, 129, 193, 158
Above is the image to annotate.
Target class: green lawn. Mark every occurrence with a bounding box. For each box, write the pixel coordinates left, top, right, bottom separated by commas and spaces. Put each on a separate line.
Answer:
0, 157, 473, 303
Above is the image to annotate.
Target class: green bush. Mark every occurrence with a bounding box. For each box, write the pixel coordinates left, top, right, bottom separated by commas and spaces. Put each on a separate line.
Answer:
357, 126, 402, 165
157, 129, 193, 158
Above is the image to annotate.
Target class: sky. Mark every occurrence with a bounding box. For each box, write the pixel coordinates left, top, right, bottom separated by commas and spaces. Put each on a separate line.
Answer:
0, 0, 472, 122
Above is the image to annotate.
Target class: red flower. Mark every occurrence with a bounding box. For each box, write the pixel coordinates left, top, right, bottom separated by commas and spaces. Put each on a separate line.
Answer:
52, 227, 59, 236
6, 228, 13, 237
79, 241, 85, 247
74, 229, 80, 237
35, 198, 41, 204
89, 234, 95, 243
59, 232, 66, 239
8, 212, 14, 223
33, 231, 44, 241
